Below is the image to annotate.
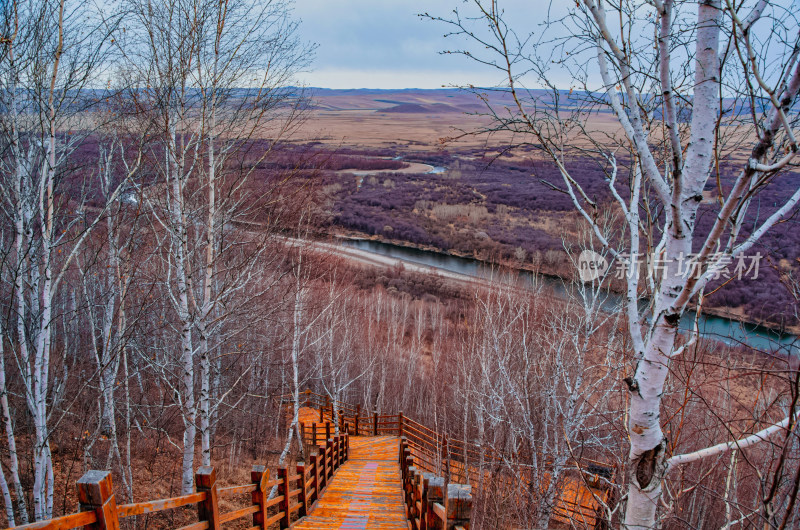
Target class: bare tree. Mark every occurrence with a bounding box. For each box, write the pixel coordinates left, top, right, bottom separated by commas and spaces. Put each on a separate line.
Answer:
428, 0, 800, 526
0, 0, 126, 519
119, 0, 311, 493
312, 279, 373, 434
75, 139, 146, 504
455, 252, 622, 527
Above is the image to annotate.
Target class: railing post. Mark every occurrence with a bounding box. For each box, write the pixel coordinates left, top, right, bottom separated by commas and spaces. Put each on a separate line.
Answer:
312, 422, 318, 447
416, 471, 426, 530
326, 438, 334, 479
251, 465, 268, 529
339, 409, 344, 433
325, 421, 331, 441
445, 484, 472, 530
296, 462, 308, 517
318, 445, 328, 491
76, 470, 120, 530
398, 411, 404, 437
333, 435, 341, 469
278, 466, 290, 529
412, 468, 422, 529
373, 409, 378, 436
399, 437, 407, 466
311, 454, 321, 503
425, 477, 445, 530
355, 412, 359, 436
299, 421, 305, 444
195, 466, 221, 530
421, 473, 434, 530
405, 465, 417, 522
442, 436, 449, 479
404, 449, 414, 478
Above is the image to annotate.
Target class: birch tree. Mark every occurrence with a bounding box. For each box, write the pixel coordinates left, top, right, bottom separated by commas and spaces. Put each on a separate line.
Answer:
430, 0, 800, 526
312, 281, 373, 433
121, 0, 310, 493
75, 139, 146, 503
0, 0, 123, 520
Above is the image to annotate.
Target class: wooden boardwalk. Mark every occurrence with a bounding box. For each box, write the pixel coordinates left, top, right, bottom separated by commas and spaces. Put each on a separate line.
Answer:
295, 436, 409, 529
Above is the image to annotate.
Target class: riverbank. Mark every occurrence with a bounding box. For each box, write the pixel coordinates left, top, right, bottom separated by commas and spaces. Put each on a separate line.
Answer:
330, 230, 800, 348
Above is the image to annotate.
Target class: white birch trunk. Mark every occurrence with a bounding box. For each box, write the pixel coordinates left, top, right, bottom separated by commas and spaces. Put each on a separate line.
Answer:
169, 122, 197, 495
0, 324, 22, 527
199, 92, 218, 468
623, 2, 721, 526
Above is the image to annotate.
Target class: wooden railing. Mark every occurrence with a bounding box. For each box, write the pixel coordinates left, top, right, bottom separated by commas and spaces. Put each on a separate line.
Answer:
4, 433, 350, 530
296, 390, 613, 478
399, 437, 472, 530
294, 389, 615, 528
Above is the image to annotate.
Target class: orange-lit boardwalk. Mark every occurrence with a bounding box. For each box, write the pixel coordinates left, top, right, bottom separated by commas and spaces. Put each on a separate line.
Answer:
294, 435, 408, 529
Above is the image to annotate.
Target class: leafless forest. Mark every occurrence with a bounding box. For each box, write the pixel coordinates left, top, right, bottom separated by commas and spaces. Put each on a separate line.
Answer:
2, 0, 800, 528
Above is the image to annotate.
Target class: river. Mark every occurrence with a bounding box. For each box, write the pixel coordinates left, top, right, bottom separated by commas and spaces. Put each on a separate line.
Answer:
342, 239, 799, 355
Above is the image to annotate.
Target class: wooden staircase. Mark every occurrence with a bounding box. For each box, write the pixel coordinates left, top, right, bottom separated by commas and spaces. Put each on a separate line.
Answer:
292, 390, 615, 529
292, 436, 408, 529
5, 387, 612, 530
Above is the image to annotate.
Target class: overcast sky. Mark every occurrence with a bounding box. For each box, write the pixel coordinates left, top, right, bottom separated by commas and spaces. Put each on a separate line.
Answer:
291, 1, 789, 90
292, 0, 533, 89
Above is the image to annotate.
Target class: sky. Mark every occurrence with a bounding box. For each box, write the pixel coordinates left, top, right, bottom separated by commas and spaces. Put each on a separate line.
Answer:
290, 0, 791, 91
292, 0, 533, 89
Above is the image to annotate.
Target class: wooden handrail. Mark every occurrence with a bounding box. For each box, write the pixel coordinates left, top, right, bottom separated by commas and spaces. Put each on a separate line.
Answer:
117, 491, 207, 518
300, 390, 614, 527
304, 391, 615, 484
218, 483, 257, 496
6, 511, 98, 530
399, 437, 472, 530
4, 433, 351, 530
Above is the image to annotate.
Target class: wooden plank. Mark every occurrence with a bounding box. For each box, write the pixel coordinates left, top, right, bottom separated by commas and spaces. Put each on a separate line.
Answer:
264, 495, 284, 509
218, 505, 259, 524
218, 484, 256, 497
294, 436, 408, 529
263, 511, 284, 527
117, 492, 206, 518
6, 511, 98, 530
175, 522, 209, 530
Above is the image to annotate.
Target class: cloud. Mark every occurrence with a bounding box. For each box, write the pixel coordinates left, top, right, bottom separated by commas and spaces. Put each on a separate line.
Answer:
291, 0, 573, 89
293, 0, 501, 88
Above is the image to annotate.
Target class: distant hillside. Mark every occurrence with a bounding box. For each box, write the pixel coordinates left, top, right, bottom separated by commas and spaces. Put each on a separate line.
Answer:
306, 87, 793, 117
309, 88, 485, 112
381, 102, 466, 114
